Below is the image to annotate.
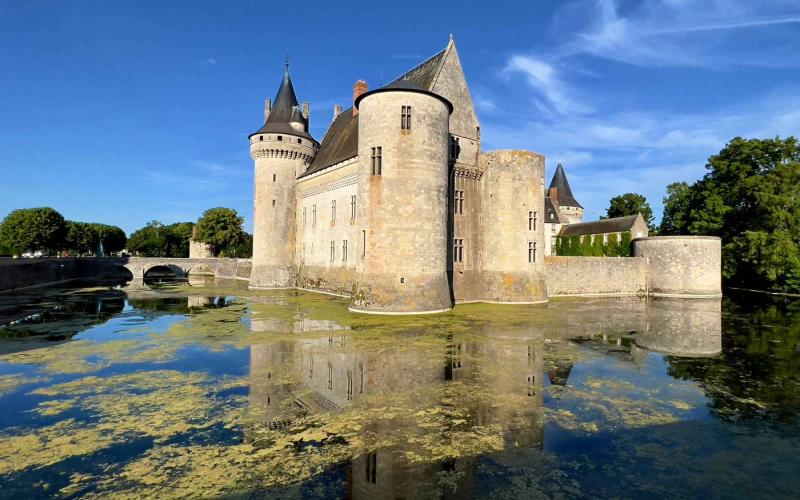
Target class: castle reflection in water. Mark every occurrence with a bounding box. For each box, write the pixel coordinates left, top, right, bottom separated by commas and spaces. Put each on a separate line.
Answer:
245, 296, 722, 498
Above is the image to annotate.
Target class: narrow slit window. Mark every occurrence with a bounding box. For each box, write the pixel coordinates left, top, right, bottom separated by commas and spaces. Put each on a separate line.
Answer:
528, 241, 537, 263
303, 207, 307, 226
455, 190, 464, 214
361, 230, 366, 258
312, 204, 317, 227
330, 240, 335, 262
350, 195, 356, 219
342, 240, 348, 263
453, 239, 464, 263
273, 173, 276, 182
331, 200, 336, 224
371, 147, 382, 175
401, 105, 412, 130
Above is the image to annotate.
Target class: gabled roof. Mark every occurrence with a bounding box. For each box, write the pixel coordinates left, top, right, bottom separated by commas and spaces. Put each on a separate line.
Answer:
392, 49, 447, 90
300, 109, 358, 178
250, 66, 315, 141
558, 214, 643, 237
548, 163, 582, 209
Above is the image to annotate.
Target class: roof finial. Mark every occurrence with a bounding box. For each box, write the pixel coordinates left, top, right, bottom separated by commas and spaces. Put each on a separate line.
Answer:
449, 33, 453, 41
284, 54, 290, 72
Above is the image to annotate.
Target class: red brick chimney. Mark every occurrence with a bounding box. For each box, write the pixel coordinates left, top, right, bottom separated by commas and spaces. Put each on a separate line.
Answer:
549, 186, 558, 200
353, 80, 368, 115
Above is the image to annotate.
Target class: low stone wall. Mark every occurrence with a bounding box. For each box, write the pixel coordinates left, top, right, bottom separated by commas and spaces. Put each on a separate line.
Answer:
544, 256, 648, 297
236, 259, 252, 280
0, 258, 125, 292
633, 236, 722, 297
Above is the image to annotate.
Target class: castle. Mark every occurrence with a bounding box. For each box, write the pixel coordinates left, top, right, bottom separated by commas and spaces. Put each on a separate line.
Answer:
248, 37, 721, 313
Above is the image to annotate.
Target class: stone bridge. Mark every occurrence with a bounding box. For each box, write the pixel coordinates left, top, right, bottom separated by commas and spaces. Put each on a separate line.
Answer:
110, 257, 251, 281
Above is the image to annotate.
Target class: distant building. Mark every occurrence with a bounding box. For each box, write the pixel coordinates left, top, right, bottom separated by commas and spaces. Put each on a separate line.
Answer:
559, 213, 649, 243
543, 163, 584, 256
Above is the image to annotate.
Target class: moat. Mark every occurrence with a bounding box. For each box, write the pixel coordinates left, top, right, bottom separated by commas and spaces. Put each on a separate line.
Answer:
0, 280, 798, 498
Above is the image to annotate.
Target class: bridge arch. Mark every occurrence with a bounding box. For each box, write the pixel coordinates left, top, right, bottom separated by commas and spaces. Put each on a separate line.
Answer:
143, 264, 187, 283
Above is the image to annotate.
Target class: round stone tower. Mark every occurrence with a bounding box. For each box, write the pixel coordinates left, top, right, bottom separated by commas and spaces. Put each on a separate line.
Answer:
351, 80, 453, 314
249, 64, 318, 289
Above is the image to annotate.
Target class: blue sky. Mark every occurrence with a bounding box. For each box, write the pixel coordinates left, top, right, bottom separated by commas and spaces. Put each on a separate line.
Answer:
1, 0, 798, 234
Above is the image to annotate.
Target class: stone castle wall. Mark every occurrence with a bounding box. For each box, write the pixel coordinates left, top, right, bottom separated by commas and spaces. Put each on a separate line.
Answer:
477, 150, 548, 303
250, 134, 317, 288
295, 158, 360, 296
351, 90, 452, 313
633, 236, 722, 297
544, 256, 649, 296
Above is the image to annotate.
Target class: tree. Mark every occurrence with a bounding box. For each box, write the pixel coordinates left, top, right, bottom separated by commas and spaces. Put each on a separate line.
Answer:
591, 235, 605, 256
659, 182, 692, 235
606, 193, 655, 231
619, 231, 632, 257
93, 224, 127, 254
0, 207, 67, 255
193, 208, 246, 257
580, 235, 592, 256
569, 236, 580, 256
127, 221, 194, 257
606, 233, 619, 257
659, 136, 800, 292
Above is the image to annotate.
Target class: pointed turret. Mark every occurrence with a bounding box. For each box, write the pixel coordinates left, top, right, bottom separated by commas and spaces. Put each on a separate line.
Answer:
250, 61, 314, 141
548, 163, 582, 209
548, 164, 583, 224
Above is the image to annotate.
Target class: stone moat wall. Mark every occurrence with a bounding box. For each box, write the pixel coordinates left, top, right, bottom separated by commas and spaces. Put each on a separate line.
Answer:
544, 256, 649, 297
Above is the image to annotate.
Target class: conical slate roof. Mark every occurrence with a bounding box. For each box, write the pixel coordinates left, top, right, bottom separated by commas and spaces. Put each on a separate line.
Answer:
548, 163, 582, 209
250, 65, 315, 141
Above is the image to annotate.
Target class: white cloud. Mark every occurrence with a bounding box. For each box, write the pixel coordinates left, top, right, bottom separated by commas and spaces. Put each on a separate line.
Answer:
206, 58, 217, 66
560, 0, 800, 68
504, 55, 592, 117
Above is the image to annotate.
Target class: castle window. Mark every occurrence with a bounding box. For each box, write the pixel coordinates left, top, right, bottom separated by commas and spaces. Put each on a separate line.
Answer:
277, 135, 283, 141
529, 211, 538, 231
342, 240, 348, 263
361, 230, 366, 258
366, 452, 377, 484
528, 241, 537, 263
272, 199, 275, 207
273, 173, 276, 182
453, 239, 464, 263
312, 204, 317, 227
331, 200, 336, 224
371, 147, 382, 175
297, 138, 302, 144
401, 105, 412, 130
303, 207, 307, 226
347, 370, 353, 401
455, 190, 464, 214
330, 241, 335, 262
259, 135, 263, 141
350, 195, 356, 219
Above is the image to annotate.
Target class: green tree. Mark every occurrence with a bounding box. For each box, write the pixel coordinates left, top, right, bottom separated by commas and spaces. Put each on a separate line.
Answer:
591, 235, 605, 256
619, 231, 632, 257
606, 233, 619, 257
660, 136, 800, 292
581, 235, 592, 256
65, 221, 95, 255
194, 208, 246, 257
606, 193, 655, 231
127, 221, 194, 257
569, 236, 580, 256
0, 207, 67, 255
93, 224, 127, 254
659, 182, 692, 235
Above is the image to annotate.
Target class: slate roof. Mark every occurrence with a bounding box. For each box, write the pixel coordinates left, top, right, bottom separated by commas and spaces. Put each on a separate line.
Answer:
559, 214, 641, 237
250, 67, 315, 141
300, 109, 358, 178
545, 197, 566, 224
549, 163, 582, 209
300, 47, 450, 178
391, 49, 447, 90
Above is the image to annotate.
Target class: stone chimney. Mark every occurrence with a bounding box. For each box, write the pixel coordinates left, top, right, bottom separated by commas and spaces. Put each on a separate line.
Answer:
301, 101, 310, 120
333, 104, 342, 121
264, 97, 272, 122
352, 80, 367, 116
549, 186, 558, 200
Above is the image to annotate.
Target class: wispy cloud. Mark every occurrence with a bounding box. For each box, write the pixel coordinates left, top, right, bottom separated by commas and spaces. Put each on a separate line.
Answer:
504, 55, 592, 117
206, 58, 217, 66
559, 0, 800, 68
